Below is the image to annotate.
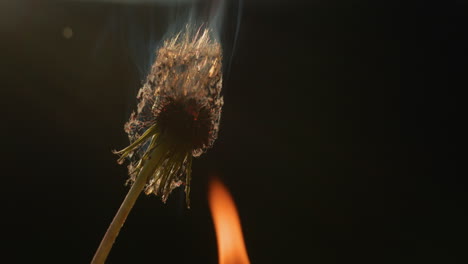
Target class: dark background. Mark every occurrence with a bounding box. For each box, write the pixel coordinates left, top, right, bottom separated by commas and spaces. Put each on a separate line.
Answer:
0, 0, 465, 263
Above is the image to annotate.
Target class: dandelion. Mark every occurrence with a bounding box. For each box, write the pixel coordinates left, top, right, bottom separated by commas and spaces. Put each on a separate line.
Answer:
92, 25, 223, 264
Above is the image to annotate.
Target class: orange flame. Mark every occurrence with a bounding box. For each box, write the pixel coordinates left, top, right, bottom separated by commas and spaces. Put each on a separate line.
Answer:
208, 177, 250, 264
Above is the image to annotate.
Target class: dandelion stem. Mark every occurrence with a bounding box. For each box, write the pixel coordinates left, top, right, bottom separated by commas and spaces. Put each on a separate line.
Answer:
91, 136, 165, 264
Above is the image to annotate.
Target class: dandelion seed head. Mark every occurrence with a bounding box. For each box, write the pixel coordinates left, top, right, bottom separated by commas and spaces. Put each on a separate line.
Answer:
116, 25, 223, 206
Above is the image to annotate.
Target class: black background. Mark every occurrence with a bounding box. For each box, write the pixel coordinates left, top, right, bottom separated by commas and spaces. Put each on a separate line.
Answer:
0, 0, 465, 263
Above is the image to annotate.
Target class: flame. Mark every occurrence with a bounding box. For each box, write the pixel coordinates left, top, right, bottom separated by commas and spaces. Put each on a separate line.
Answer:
208, 177, 250, 264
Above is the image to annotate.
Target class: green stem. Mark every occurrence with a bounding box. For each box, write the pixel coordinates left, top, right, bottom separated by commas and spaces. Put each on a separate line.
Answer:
91, 137, 165, 264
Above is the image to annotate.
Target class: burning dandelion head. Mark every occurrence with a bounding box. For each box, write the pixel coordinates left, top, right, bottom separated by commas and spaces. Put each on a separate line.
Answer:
90, 1, 242, 262
114, 25, 223, 207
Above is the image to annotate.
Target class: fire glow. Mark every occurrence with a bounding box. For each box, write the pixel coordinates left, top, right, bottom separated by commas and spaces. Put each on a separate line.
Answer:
208, 177, 250, 264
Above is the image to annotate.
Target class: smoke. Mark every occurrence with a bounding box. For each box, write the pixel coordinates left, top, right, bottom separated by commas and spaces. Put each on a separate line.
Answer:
85, 0, 240, 77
